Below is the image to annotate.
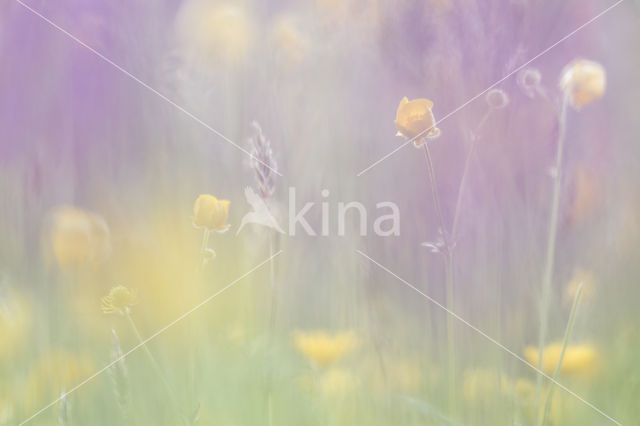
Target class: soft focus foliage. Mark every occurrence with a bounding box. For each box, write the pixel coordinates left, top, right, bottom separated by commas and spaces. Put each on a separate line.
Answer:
1, 0, 639, 425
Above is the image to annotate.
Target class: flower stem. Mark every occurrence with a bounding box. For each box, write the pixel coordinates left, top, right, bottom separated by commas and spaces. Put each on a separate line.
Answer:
535, 94, 569, 413
538, 282, 584, 426
199, 228, 211, 268
451, 109, 492, 240
125, 312, 188, 425
422, 142, 456, 416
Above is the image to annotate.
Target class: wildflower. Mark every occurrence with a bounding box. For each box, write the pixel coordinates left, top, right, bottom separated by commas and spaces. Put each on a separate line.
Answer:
270, 16, 308, 69
485, 88, 509, 109
524, 342, 599, 377
559, 59, 606, 109
192, 195, 230, 232
517, 68, 542, 98
176, 2, 252, 66
461, 368, 511, 404
49, 206, 110, 269
101, 285, 138, 315
394, 97, 440, 146
293, 330, 358, 366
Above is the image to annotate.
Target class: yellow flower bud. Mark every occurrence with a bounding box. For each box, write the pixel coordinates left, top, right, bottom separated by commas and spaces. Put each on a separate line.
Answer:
559, 59, 606, 110
394, 97, 440, 146
193, 194, 230, 231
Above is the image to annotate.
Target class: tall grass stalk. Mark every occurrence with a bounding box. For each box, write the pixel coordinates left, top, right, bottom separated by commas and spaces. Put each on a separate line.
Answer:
421, 142, 456, 416
539, 282, 584, 426
535, 94, 569, 411
109, 329, 131, 424
124, 312, 188, 425
451, 109, 492, 240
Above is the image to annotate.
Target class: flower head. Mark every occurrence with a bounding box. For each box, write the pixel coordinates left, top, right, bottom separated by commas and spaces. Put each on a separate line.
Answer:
176, 2, 252, 66
101, 285, 137, 315
193, 195, 230, 232
517, 68, 542, 98
485, 88, 509, 109
559, 59, 606, 110
394, 97, 440, 146
524, 342, 599, 377
293, 330, 358, 367
49, 206, 110, 269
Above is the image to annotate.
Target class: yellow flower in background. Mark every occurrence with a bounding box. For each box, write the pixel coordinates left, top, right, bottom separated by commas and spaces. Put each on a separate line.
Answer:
394, 97, 440, 146
270, 15, 308, 69
461, 368, 511, 404
176, 2, 252, 66
24, 350, 94, 412
524, 342, 599, 377
101, 285, 137, 314
193, 194, 230, 232
559, 59, 606, 109
48, 206, 110, 269
294, 330, 358, 366
0, 291, 31, 362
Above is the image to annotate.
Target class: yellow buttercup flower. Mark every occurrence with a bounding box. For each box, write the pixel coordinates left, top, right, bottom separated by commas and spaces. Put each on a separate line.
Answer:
559, 59, 606, 109
524, 342, 599, 377
394, 97, 440, 146
293, 330, 358, 366
193, 194, 230, 232
176, 2, 252, 66
101, 285, 138, 315
48, 206, 110, 269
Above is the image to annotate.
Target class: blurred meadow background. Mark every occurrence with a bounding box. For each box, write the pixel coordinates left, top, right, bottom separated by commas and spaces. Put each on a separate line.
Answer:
1, 0, 640, 425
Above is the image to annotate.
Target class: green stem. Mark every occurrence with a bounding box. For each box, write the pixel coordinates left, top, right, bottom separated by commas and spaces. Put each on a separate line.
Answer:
535, 94, 569, 412
451, 109, 492, 240
538, 283, 584, 426
125, 312, 188, 425
199, 228, 211, 268
422, 142, 456, 416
